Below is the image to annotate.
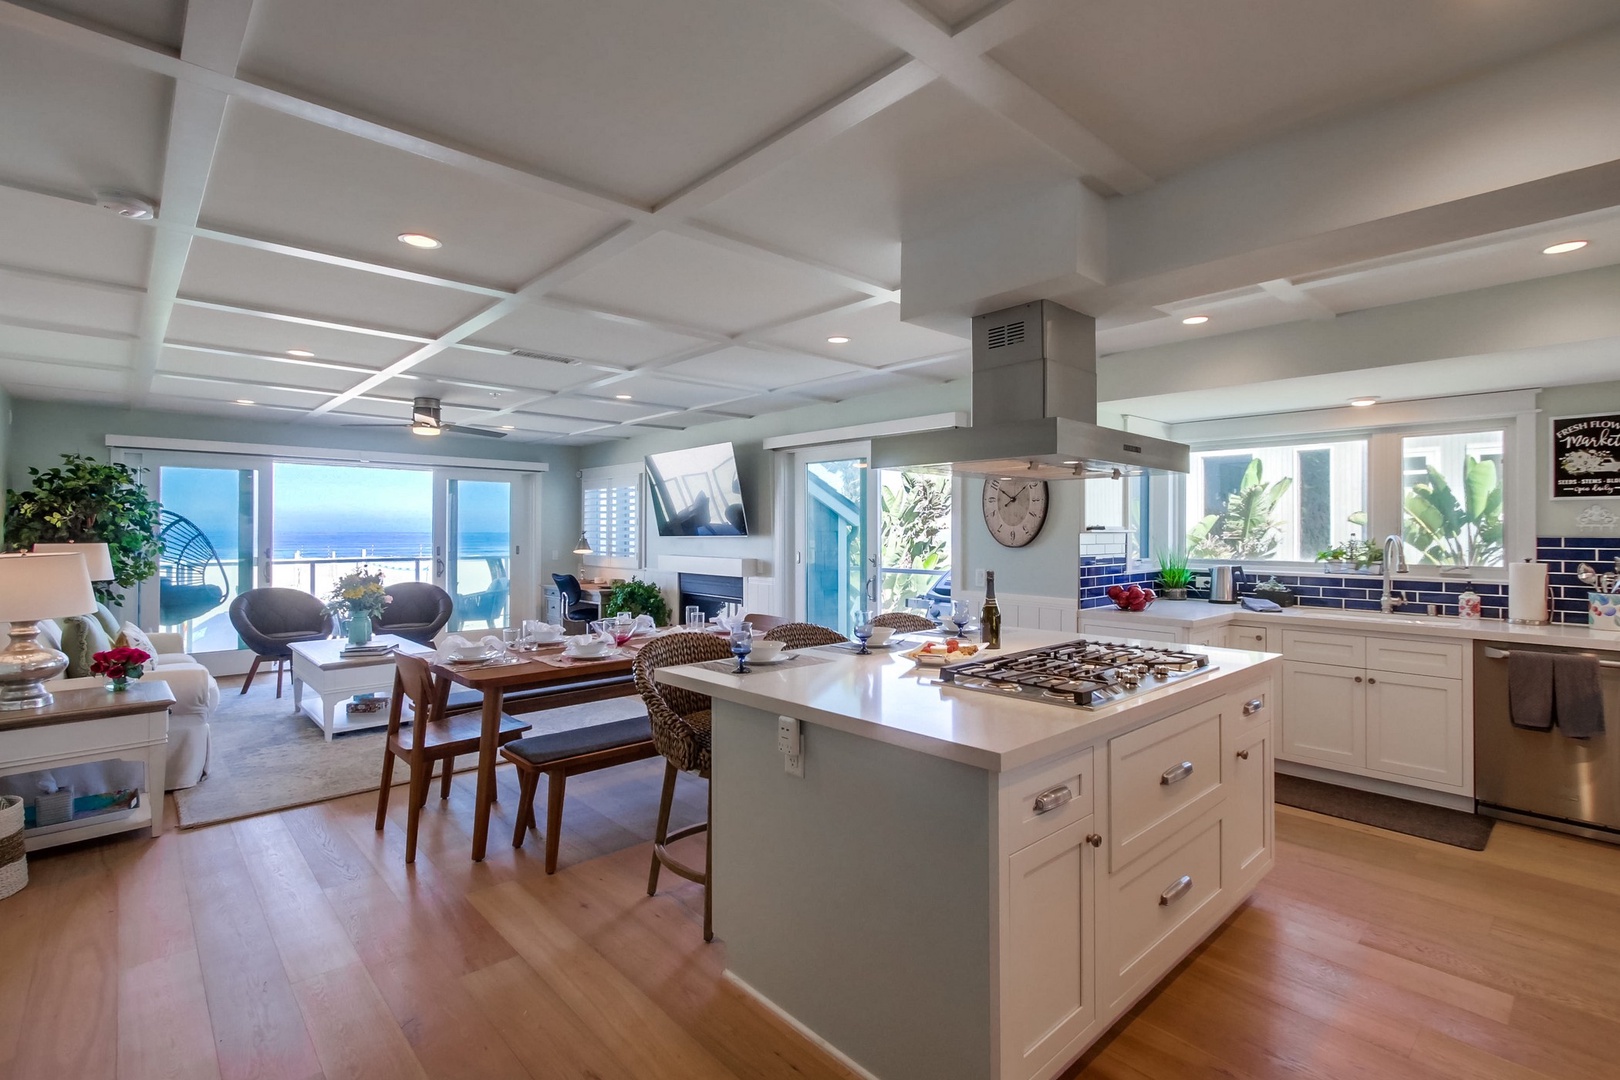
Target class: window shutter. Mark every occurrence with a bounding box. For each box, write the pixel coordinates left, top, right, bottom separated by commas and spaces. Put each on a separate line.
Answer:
582, 475, 639, 561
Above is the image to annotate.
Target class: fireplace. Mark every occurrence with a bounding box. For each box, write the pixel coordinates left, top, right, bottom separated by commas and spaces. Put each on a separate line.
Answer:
677, 573, 743, 620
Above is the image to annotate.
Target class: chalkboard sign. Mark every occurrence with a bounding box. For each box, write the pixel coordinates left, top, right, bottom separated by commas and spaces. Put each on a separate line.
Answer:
1552, 414, 1620, 499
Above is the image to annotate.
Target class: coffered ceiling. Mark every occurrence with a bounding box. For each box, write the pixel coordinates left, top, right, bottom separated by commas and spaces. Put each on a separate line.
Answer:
0, 0, 1617, 444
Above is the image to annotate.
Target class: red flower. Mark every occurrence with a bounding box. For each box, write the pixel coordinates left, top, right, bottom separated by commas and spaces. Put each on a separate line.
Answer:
91, 646, 151, 678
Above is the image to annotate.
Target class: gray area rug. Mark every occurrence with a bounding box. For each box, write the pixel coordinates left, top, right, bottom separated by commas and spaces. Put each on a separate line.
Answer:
173, 680, 645, 829
1276, 773, 1495, 850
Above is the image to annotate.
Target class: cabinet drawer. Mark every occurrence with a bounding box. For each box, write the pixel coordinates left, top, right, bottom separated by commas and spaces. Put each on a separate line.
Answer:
1282, 629, 1365, 667
1000, 747, 1095, 854
1226, 623, 1271, 652
1223, 676, 1275, 743
1108, 698, 1224, 870
1102, 810, 1224, 1010
1366, 636, 1464, 679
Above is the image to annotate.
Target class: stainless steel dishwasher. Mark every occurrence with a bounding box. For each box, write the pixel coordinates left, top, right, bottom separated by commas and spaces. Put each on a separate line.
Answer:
1474, 640, 1620, 842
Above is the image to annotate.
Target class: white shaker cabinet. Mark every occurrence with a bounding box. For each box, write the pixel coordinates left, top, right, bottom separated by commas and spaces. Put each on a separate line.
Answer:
1281, 661, 1365, 768
1365, 669, 1464, 787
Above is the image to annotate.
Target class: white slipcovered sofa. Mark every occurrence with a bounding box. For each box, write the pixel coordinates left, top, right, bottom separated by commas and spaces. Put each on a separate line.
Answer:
31, 605, 217, 789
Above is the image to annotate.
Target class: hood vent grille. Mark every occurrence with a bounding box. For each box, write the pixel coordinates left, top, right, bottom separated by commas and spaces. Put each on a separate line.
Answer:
985, 319, 1026, 350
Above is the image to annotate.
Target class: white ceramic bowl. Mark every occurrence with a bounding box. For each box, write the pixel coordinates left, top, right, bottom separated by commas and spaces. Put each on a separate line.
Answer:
867, 626, 895, 646
564, 637, 613, 657
750, 639, 786, 662
526, 630, 562, 644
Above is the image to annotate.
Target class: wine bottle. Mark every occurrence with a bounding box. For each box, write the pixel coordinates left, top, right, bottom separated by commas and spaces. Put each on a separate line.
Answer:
981, 570, 1002, 649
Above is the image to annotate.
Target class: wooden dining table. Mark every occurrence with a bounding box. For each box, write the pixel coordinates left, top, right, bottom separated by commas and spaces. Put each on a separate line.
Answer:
429, 642, 642, 861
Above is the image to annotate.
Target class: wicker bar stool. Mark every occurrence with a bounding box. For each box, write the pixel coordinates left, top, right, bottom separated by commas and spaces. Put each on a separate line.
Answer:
762, 622, 847, 650
634, 631, 732, 942
872, 611, 935, 633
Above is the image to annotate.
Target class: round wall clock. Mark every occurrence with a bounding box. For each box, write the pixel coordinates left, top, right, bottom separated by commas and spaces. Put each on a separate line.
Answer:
982, 478, 1049, 548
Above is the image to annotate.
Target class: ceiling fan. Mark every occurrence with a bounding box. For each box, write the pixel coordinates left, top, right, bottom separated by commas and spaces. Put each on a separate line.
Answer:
342, 396, 507, 439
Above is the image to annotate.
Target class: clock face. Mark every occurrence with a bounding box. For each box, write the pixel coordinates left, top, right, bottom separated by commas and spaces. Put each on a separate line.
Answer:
982, 479, 1049, 548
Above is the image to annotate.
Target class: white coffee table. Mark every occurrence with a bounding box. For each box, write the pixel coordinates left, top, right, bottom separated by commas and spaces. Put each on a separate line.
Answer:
287, 635, 434, 740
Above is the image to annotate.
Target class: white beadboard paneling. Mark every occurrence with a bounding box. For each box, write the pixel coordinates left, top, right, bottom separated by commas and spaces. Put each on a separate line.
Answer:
960, 592, 1078, 633
744, 576, 780, 617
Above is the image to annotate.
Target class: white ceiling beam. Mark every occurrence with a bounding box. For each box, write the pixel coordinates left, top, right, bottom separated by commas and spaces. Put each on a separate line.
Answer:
950, 0, 1072, 51
172, 298, 435, 343
812, 0, 1151, 194
128, 0, 257, 403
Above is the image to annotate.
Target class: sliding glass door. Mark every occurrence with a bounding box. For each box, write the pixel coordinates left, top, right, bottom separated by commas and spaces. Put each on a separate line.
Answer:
446, 476, 513, 632
151, 462, 264, 655
797, 444, 878, 636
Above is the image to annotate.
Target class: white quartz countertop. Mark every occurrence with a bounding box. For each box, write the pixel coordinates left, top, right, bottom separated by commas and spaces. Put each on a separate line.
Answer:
1086, 598, 1620, 651
656, 629, 1278, 773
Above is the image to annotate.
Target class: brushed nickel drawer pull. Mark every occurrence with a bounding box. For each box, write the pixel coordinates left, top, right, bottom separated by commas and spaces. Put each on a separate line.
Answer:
1243, 698, 1264, 715
1236, 748, 1250, 760
1160, 761, 1194, 785
1160, 875, 1193, 905
1032, 785, 1074, 815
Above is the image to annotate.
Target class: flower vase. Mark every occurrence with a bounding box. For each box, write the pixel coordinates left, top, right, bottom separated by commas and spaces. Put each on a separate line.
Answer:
107, 677, 129, 692
347, 612, 373, 646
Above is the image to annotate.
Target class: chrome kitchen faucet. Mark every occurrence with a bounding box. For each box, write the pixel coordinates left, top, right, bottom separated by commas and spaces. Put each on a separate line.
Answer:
1379, 534, 1409, 613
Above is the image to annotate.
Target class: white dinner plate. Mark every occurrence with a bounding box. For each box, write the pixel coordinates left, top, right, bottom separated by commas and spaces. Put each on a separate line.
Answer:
445, 650, 501, 664
747, 652, 796, 665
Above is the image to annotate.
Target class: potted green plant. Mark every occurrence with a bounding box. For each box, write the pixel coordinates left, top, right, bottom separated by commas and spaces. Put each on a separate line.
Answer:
602, 577, 671, 626
1156, 549, 1193, 600
4, 454, 163, 603
1314, 544, 1350, 573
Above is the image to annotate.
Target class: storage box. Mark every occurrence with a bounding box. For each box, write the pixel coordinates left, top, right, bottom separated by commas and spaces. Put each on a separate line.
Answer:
1588, 592, 1620, 633
33, 787, 74, 826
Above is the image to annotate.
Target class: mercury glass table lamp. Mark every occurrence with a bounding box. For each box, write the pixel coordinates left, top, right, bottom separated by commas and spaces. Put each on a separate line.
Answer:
0, 552, 97, 710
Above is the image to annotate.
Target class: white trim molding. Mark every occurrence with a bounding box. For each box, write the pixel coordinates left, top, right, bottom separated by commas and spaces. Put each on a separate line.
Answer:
104, 434, 550, 473
1165, 389, 1540, 444
761, 411, 967, 451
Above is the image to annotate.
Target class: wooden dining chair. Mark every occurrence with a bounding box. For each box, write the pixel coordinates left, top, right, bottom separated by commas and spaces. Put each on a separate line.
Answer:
872, 611, 935, 633
634, 631, 733, 941
762, 622, 847, 649
375, 651, 531, 862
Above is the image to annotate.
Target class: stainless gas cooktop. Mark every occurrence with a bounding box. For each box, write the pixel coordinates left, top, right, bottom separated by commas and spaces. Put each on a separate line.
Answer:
939, 639, 1216, 710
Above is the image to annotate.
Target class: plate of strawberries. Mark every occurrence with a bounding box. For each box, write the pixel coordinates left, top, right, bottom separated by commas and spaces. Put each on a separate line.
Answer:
1105, 583, 1156, 612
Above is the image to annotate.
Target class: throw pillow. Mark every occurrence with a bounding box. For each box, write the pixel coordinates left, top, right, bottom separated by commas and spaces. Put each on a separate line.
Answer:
59, 615, 114, 679
91, 603, 121, 639
117, 623, 158, 660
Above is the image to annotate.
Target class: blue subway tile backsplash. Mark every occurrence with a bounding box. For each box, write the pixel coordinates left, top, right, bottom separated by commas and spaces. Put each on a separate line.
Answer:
1076, 537, 1618, 625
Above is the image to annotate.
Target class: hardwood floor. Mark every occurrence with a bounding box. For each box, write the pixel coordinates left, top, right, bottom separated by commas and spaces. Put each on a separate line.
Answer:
3, 766, 1618, 1080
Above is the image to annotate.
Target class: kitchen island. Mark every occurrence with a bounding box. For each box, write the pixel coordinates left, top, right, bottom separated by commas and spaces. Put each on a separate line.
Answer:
658, 630, 1278, 1080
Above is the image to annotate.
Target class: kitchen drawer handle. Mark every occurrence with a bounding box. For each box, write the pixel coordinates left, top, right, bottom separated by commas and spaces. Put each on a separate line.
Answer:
1243, 698, 1264, 715
1159, 875, 1194, 906
1160, 761, 1194, 786
1032, 785, 1074, 815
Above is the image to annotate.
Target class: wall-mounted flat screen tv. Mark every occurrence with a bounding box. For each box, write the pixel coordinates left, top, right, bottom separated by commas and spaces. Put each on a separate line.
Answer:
645, 442, 749, 537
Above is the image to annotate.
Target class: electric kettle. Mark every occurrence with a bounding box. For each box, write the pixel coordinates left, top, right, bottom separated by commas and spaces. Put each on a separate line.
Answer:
1210, 565, 1246, 604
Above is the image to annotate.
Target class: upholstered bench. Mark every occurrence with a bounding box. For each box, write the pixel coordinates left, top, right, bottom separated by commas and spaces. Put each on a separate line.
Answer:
500, 716, 657, 873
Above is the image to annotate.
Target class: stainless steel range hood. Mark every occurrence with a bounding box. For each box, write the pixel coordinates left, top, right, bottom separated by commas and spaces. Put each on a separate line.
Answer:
870, 300, 1188, 479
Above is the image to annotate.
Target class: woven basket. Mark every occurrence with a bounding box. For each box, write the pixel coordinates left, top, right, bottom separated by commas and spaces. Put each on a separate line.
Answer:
0, 795, 26, 900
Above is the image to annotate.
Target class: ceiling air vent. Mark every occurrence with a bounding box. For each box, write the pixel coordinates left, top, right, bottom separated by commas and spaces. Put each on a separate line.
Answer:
985, 319, 1026, 350
509, 348, 584, 365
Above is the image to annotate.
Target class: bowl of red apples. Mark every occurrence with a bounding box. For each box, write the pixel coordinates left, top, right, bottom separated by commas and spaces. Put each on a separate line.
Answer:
1106, 583, 1156, 612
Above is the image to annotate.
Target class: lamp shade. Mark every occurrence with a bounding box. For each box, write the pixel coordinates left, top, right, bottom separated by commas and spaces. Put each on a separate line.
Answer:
0, 553, 97, 622
573, 531, 593, 555
31, 542, 115, 582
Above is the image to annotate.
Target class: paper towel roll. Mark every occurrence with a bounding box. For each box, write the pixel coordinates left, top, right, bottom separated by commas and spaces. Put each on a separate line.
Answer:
1508, 560, 1549, 624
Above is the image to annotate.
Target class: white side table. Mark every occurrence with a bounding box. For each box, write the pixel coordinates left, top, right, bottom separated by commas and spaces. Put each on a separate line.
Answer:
0, 677, 174, 851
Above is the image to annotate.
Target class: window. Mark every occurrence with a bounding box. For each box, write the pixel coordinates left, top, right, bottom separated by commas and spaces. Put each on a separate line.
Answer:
1184, 441, 1368, 562
1084, 473, 1153, 561
581, 466, 640, 565
1401, 429, 1504, 567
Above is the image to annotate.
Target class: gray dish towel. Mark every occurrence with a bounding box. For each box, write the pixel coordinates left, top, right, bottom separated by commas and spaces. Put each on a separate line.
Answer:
1553, 654, 1606, 739
1508, 651, 1554, 731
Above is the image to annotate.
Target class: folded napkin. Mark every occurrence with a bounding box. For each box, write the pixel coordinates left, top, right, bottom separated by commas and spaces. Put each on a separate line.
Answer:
433, 634, 505, 663
1240, 596, 1283, 612
631, 613, 656, 633
523, 622, 565, 637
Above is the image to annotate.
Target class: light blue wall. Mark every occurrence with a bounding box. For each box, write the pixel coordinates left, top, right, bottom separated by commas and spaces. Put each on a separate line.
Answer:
0, 386, 10, 544
4, 398, 583, 581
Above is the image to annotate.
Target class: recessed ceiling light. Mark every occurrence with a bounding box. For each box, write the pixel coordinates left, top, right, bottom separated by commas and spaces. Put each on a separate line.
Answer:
614, 394, 632, 400
286, 349, 315, 358
1349, 396, 1379, 408
1062, 460, 1081, 465
233, 399, 254, 405
1543, 240, 1588, 255
1181, 315, 1210, 326
499, 425, 515, 430
826, 336, 851, 344
398, 232, 442, 249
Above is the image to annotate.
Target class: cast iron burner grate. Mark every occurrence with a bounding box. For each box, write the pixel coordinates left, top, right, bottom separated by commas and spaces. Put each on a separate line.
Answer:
941, 639, 1214, 708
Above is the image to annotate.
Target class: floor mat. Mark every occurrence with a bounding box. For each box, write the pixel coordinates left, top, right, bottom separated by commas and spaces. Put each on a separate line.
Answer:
1276, 773, 1494, 850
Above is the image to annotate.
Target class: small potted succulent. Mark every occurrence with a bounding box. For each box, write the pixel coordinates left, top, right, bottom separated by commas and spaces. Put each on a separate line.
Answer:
1156, 549, 1193, 600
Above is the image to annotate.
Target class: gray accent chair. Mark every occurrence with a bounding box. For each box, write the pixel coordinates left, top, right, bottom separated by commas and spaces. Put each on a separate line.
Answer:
228, 587, 333, 696
377, 582, 454, 645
